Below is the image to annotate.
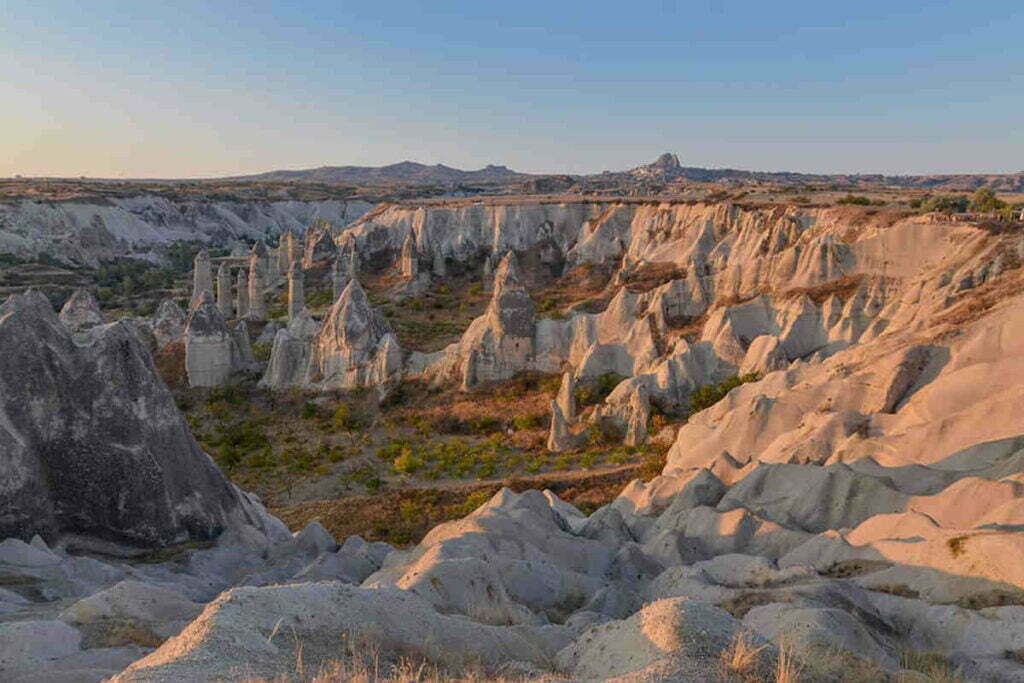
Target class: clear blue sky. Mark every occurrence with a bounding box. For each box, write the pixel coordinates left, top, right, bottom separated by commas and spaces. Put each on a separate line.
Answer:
2, 1, 1022, 178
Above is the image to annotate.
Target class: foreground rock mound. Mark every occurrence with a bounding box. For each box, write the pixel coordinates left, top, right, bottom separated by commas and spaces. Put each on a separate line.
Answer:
0, 291, 268, 549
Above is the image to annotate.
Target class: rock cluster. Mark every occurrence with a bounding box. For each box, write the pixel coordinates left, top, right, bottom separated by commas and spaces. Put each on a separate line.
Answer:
260, 280, 402, 395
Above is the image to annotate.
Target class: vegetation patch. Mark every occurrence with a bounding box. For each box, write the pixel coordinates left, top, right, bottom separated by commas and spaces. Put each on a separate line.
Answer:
689, 373, 761, 414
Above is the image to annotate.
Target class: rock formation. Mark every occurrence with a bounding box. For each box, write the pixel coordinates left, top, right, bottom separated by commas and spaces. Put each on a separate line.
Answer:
215, 263, 232, 318
457, 252, 536, 389
287, 262, 304, 321
303, 220, 337, 267
4, 199, 1024, 681
258, 308, 320, 390
190, 249, 213, 306
0, 290, 271, 549
150, 299, 187, 348
0, 196, 373, 267
184, 291, 236, 387
556, 371, 577, 421
400, 232, 418, 279
234, 267, 249, 319
58, 288, 105, 332
547, 400, 577, 452
247, 255, 266, 321
331, 255, 348, 301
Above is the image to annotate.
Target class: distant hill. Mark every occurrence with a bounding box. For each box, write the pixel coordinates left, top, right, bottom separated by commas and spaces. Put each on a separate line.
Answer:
231, 161, 533, 186
232, 154, 1024, 193
622, 153, 1024, 192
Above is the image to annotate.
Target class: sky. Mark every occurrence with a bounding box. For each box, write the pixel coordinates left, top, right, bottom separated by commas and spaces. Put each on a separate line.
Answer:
2, 1, 1022, 178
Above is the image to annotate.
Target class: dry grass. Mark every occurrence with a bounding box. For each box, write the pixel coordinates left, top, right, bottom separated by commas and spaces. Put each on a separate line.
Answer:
899, 649, 963, 683
719, 632, 769, 681
249, 657, 533, 683
773, 641, 804, 683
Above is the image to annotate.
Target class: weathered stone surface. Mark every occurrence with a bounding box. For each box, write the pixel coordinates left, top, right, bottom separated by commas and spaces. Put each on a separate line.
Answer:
215, 263, 232, 318
234, 268, 249, 319
0, 291, 263, 548
112, 582, 553, 682
458, 252, 536, 388
306, 280, 403, 393
287, 262, 304, 321
58, 288, 105, 332
246, 256, 266, 321
184, 291, 235, 387
190, 249, 212, 307
150, 299, 186, 348
258, 308, 320, 389
302, 220, 337, 267
400, 231, 418, 278
547, 400, 576, 452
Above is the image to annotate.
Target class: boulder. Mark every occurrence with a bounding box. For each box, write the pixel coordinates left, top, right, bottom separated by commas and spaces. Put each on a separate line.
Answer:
555, 597, 774, 680
0, 290, 270, 548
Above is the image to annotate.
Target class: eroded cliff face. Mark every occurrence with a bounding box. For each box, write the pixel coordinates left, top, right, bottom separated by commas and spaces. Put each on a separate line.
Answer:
342, 201, 880, 286
0, 197, 374, 266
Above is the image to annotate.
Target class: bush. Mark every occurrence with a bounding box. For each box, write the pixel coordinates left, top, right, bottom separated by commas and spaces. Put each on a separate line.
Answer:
575, 372, 626, 407
920, 194, 970, 213
333, 403, 368, 431
587, 417, 622, 446
512, 412, 548, 431
688, 373, 761, 415
971, 186, 1006, 213
837, 194, 872, 206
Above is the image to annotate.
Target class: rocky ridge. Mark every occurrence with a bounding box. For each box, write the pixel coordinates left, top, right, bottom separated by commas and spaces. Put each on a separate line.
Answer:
0, 197, 374, 266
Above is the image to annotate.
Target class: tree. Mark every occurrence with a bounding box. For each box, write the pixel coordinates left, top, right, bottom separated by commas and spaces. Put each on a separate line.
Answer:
970, 186, 1006, 213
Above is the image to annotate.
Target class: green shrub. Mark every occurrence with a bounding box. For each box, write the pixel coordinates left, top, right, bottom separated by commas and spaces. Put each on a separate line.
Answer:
301, 402, 321, 420
688, 373, 761, 415
837, 194, 872, 206
512, 412, 548, 431
252, 343, 272, 361
575, 372, 626, 407
333, 403, 368, 431
971, 186, 1006, 213
587, 418, 622, 446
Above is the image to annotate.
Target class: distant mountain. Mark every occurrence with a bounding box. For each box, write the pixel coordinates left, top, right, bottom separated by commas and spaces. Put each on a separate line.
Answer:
231, 161, 533, 186
225, 153, 1024, 193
